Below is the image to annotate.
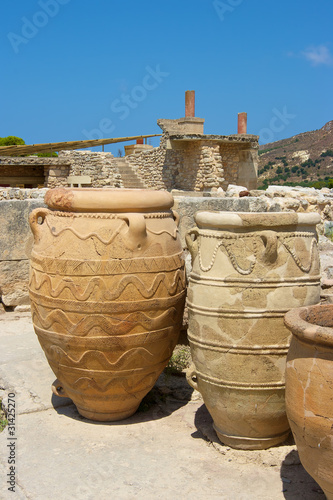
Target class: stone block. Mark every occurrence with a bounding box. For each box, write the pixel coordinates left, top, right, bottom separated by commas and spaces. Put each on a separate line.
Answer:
0, 199, 46, 261
0, 260, 30, 306
173, 196, 269, 247
0, 198, 46, 306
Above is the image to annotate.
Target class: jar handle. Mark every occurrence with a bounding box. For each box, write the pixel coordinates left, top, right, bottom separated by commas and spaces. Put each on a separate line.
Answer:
120, 213, 148, 251
260, 231, 278, 263
29, 208, 50, 241
186, 363, 199, 391
52, 379, 68, 398
172, 210, 180, 227
185, 228, 199, 260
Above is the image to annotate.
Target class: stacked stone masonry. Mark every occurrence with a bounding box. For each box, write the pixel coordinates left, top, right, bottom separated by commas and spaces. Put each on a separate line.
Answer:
0, 151, 124, 189
58, 151, 124, 188
125, 139, 256, 191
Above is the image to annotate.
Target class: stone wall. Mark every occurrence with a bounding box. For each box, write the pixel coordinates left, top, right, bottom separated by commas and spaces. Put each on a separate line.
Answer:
126, 137, 258, 191
58, 151, 123, 188
45, 164, 71, 188
0, 152, 124, 189
125, 146, 183, 190
0, 156, 70, 188
0, 188, 47, 307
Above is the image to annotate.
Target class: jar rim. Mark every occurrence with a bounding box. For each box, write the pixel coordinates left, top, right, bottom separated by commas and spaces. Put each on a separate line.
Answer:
195, 211, 321, 230
44, 188, 174, 213
284, 304, 333, 347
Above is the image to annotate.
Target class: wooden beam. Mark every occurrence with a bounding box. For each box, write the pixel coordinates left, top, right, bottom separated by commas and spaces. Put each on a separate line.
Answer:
0, 134, 161, 157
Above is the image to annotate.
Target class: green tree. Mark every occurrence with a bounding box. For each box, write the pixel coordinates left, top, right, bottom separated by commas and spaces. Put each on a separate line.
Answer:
0, 136, 25, 146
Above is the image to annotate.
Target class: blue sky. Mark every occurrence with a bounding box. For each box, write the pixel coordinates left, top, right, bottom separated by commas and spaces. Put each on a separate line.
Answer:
1, 0, 332, 154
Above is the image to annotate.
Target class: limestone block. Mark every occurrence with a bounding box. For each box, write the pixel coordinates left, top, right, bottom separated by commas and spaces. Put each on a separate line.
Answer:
225, 184, 248, 197
173, 196, 269, 247
0, 199, 46, 261
0, 260, 30, 306
0, 198, 46, 306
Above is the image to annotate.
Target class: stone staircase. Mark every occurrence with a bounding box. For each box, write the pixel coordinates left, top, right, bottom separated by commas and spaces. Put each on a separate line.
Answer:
114, 157, 146, 189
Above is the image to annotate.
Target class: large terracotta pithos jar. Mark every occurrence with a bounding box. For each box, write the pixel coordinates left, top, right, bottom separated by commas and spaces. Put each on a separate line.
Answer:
186, 211, 321, 450
29, 188, 186, 421
285, 304, 333, 500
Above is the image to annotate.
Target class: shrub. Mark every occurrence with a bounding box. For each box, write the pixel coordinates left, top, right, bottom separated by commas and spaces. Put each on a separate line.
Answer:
35, 152, 58, 157
0, 136, 25, 146
321, 149, 333, 157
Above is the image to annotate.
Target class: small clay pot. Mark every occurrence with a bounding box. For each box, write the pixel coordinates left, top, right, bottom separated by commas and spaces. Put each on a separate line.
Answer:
285, 303, 333, 500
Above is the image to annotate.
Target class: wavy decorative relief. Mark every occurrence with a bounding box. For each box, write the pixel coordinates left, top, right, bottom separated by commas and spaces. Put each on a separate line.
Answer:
46, 345, 156, 369
45, 216, 126, 244
31, 305, 178, 336
44, 215, 179, 244
70, 371, 159, 394
30, 269, 186, 301
147, 227, 178, 240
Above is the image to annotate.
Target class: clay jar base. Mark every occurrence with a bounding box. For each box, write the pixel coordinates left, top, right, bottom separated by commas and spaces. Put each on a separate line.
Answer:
77, 405, 140, 422
213, 425, 290, 451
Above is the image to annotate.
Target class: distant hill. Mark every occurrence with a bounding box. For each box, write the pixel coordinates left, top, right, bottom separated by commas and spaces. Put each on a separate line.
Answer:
258, 121, 333, 189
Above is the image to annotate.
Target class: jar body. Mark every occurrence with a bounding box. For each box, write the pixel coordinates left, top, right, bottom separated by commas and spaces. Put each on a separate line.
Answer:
186, 211, 321, 449
285, 304, 333, 500
29, 188, 186, 421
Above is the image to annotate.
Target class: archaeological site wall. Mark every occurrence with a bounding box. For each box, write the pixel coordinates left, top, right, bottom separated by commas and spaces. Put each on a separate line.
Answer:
0, 130, 258, 192
57, 151, 123, 188
0, 152, 124, 189
126, 137, 258, 191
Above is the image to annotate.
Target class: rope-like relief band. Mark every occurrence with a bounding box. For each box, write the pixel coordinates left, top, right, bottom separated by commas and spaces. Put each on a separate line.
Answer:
194, 368, 285, 389
196, 231, 317, 274
187, 334, 289, 355
47, 211, 172, 219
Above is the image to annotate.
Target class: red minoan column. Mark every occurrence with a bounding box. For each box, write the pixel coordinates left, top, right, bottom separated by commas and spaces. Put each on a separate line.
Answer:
136, 138, 144, 145
185, 90, 195, 117
237, 113, 247, 134
238, 112, 247, 134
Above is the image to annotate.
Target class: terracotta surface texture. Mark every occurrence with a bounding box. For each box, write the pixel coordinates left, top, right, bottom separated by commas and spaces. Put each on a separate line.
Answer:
186, 211, 321, 450
29, 188, 186, 421
285, 303, 333, 500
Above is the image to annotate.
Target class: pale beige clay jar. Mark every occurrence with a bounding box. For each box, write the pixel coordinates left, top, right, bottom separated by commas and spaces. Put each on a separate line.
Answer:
285, 304, 333, 500
29, 188, 186, 421
186, 211, 321, 450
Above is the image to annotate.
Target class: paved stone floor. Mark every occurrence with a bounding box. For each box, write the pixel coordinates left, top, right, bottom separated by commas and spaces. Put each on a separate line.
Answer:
0, 313, 324, 499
